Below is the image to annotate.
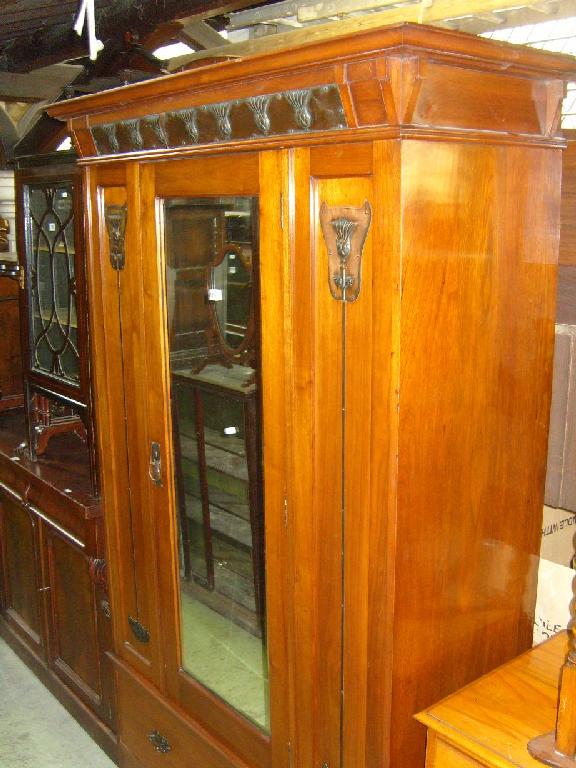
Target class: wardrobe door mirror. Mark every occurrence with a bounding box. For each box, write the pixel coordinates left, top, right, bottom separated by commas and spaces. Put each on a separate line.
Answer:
163, 196, 269, 732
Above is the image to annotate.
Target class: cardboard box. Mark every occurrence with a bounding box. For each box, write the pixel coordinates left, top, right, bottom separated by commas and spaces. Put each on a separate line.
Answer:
545, 324, 576, 513
534, 507, 576, 645
541, 505, 576, 568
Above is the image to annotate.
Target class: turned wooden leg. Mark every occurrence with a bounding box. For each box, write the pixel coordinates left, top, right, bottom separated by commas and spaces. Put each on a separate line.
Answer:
528, 620, 576, 765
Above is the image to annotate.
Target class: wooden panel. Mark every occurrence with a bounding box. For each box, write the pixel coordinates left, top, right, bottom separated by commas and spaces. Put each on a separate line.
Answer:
391, 140, 560, 768
44, 526, 102, 705
155, 154, 260, 197
118, 162, 166, 684
26, 486, 89, 548
115, 660, 252, 768
345, 139, 401, 768
0, 494, 44, 655
86, 172, 163, 684
309, 141, 373, 176
285, 147, 343, 768
258, 149, 291, 768
307, 154, 377, 768
412, 63, 542, 135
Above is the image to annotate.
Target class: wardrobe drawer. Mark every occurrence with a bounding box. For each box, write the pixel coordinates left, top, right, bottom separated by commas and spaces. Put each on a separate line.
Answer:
115, 661, 249, 768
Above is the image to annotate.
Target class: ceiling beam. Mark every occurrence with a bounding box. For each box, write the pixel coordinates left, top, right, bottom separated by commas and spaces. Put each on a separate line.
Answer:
0, 63, 82, 102
0, 0, 268, 73
179, 20, 230, 49
170, 0, 573, 69
296, 0, 560, 24
227, 0, 322, 29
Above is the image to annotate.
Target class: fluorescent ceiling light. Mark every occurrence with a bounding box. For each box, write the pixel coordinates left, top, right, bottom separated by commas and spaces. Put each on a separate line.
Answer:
481, 17, 576, 47
153, 42, 195, 60
56, 136, 72, 151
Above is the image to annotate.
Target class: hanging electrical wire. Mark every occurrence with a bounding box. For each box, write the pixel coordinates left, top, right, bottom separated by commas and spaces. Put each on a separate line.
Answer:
74, 0, 104, 61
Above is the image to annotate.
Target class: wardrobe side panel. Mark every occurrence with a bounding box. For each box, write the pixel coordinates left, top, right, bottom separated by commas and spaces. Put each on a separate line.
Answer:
392, 140, 560, 768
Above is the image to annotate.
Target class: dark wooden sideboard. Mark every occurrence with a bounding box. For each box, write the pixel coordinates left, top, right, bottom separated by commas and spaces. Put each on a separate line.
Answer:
0, 134, 117, 761
48, 23, 576, 768
0, 412, 117, 760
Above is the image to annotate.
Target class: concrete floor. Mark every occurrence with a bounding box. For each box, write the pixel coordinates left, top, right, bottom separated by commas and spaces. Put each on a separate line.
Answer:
0, 638, 115, 768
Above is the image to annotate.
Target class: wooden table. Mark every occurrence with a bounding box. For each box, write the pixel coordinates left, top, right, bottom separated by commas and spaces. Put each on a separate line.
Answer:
416, 633, 568, 768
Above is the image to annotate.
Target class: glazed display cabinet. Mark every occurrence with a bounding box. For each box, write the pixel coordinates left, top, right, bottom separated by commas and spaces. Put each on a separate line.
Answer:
16, 162, 98, 493
49, 23, 575, 768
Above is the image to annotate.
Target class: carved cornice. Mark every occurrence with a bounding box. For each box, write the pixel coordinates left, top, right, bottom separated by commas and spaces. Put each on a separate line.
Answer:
90, 85, 346, 156
48, 23, 576, 159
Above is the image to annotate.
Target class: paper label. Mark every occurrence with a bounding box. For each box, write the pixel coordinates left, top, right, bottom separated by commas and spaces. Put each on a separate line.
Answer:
534, 558, 573, 645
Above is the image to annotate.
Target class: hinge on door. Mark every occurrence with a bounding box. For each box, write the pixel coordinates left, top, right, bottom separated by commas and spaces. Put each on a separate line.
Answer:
284, 497, 288, 527
104, 204, 127, 271
280, 193, 284, 230
18, 264, 25, 290
287, 741, 292, 768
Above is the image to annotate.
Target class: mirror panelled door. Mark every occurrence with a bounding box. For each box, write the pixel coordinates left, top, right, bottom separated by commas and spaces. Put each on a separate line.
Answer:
154, 156, 272, 755
148, 156, 272, 768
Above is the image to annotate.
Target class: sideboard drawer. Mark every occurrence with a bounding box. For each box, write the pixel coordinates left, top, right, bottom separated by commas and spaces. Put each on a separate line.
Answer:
115, 661, 250, 768
425, 734, 486, 768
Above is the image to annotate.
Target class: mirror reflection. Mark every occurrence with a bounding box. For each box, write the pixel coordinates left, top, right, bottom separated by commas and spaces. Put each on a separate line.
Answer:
163, 196, 269, 731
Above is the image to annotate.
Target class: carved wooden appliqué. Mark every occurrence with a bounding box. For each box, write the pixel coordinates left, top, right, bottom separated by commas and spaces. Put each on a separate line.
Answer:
104, 204, 127, 271
320, 201, 371, 302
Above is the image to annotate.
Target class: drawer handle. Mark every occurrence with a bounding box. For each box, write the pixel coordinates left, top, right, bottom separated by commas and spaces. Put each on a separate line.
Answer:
148, 730, 171, 754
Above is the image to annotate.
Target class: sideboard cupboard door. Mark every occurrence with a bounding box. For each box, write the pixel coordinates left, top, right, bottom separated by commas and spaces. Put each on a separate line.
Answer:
0, 492, 45, 657
42, 521, 113, 725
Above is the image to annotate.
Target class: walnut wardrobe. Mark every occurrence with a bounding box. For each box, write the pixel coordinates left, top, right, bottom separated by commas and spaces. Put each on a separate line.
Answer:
49, 23, 575, 768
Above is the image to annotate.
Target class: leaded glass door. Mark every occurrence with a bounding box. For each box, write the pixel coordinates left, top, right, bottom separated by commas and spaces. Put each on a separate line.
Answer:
25, 182, 79, 384
18, 165, 97, 492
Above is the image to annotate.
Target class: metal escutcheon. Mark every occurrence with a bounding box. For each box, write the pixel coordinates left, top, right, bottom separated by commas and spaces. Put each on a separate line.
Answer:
148, 730, 171, 754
